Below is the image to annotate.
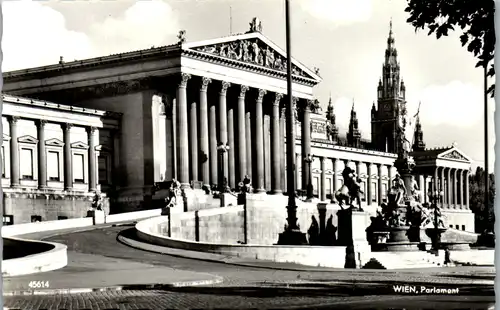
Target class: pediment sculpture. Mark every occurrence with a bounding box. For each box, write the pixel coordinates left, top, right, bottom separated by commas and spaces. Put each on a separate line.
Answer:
442, 150, 468, 161
193, 39, 309, 78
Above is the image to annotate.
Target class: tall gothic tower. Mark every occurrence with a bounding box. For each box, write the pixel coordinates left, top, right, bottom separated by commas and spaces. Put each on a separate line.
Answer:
371, 20, 407, 153
347, 101, 362, 148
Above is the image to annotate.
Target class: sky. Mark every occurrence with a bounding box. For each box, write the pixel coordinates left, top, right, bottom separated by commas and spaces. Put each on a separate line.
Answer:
1, 0, 495, 171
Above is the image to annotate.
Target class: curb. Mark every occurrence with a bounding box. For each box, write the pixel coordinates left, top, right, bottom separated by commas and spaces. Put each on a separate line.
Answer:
3, 277, 224, 296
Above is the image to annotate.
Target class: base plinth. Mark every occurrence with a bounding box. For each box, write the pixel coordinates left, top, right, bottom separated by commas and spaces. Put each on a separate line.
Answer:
371, 241, 420, 252
277, 229, 308, 245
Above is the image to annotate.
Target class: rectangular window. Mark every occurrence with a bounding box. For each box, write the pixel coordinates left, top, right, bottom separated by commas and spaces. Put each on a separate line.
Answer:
326, 178, 332, 195
461, 225, 465, 231
1, 146, 5, 178
313, 176, 319, 195
371, 182, 377, 202
47, 151, 60, 181
98, 156, 108, 185
382, 183, 388, 201
73, 154, 85, 183
455, 225, 459, 230
20, 148, 33, 179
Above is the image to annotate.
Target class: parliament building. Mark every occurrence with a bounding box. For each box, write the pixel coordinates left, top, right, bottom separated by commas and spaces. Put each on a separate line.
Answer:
1, 19, 474, 231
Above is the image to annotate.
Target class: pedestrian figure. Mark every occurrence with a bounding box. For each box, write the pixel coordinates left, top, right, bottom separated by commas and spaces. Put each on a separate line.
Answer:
307, 216, 320, 245
444, 248, 451, 266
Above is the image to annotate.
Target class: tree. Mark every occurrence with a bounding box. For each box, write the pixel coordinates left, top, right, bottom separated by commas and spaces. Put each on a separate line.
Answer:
469, 167, 495, 233
405, 0, 496, 97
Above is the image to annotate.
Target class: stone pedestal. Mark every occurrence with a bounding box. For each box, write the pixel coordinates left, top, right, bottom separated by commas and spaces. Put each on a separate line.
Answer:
337, 209, 370, 246
87, 210, 105, 225
220, 193, 237, 207
277, 229, 308, 245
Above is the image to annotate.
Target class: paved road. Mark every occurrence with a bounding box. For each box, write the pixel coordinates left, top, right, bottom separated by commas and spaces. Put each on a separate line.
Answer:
4, 225, 496, 309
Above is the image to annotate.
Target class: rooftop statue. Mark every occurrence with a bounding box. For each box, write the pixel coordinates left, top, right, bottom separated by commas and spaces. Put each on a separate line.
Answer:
249, 17, 263, 33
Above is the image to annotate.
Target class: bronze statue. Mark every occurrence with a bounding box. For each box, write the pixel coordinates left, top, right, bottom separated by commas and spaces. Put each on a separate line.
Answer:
165, 179, 181, 208
409, 175, 421, 202
92, 192, 103, 211
334, 166, 364, 211
389, 174, 406, 205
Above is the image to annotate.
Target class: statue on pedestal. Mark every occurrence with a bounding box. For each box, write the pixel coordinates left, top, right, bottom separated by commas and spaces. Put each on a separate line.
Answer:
389, 174, 406, 205
334, 166, 364, 211
165, 179, 181, 208
92, 192, 103, 211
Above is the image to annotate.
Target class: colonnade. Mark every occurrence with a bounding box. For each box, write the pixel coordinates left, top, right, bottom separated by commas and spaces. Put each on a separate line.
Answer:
428, 166, 470, 209
4, 115, 102, 192
172, 73, 314, 193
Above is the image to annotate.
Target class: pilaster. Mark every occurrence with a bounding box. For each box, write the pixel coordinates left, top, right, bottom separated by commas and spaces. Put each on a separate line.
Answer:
320, 156, 326, 201
366, 162, 372, 205
87, 126, 98, 192
377, 164, 383, 205
8, 116, 20, 188
62, 122, 73, 190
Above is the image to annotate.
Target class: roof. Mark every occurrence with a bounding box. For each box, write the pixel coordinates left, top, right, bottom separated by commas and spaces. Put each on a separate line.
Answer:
411, 146, 471, 163
2, 93, 122, 119
3, 31, 321, 86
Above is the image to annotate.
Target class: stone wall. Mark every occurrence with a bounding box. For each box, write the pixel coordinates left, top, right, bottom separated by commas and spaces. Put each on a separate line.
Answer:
3, 191, 110, 224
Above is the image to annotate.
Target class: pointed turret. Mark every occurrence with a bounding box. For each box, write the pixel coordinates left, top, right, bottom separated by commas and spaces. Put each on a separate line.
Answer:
412, 114, 426, 151
347, 100, 361, 148
325, 94, 339, 142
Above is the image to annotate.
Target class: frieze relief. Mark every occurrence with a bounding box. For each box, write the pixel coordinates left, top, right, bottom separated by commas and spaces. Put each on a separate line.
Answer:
193, 39, 309, 78
311, 120, 327, 134
442, 150, 468, 161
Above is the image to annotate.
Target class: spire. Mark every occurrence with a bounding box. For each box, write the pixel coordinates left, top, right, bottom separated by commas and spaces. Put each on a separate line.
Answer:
379, 19, 403, 100
325, 93, 338, 142
412, 115, 426, 151
347, 101, 361, 148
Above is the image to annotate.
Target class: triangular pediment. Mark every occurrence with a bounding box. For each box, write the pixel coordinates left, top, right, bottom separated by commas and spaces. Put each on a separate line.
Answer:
183, 32, 321, 82
17, 135, 38, 144
438, 147, 471, 162
95, 144, 111, 152
45, 138, 64, 147
71, 141, 89, 149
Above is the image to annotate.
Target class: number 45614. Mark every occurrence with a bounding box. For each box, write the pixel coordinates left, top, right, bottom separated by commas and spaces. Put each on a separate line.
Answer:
28, 281, 49, 289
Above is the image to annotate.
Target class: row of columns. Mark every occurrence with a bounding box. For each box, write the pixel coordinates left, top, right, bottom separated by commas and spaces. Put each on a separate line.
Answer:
174, 73, 299, 193
297, 155, 393, 205
6, 115, 99, 192
430, 166, 470, 209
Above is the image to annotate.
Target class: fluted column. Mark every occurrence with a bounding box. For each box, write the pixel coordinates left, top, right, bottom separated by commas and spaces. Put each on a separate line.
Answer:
440, 167, 445, 205
465, 170, 470, 209
87, 127, 97, 192
356, 161, 362, 176
237, 85, 249, 182
446, 168, 453, 208
245, 102, 252, 179
332, 158, 339, 198
453, 168, 458, 208
301, 100, 312, 191
219, 81, 231, 185
8, 116, 20, 188
377, 164, 383, 204
227, 101, 235, 189
366, 162, 372, 205
177, 73, 191, 188
189, 99, 198, 182
209, 100, 217, 186
254, 89, 267, 193
458, 169, 464, 208
280, 107, 286, 192
433, 167, 439, 193
36, 120, 47, 189
199, 77, 211, 187
171, 98, 177, 179
62, 123, 73, 190
271, 93, 283, 194
320, 156, 326, 201
387, 165, 393, 186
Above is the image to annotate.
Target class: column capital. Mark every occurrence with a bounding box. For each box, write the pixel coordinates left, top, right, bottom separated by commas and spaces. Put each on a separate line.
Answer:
280, 107, 286, 118
86, 126, 97, 134
319, 156, 325, 162
273, 93, 284, 106
257, 89, 267, 101
292, 96, 300, 104
35, 119, 48, 128
220, 81, 231, 95
201, 77, 212, 92
179, 73, 191, 88
239, 85, 249, 98
7, 115, 19, 124
61, 123, 74, 131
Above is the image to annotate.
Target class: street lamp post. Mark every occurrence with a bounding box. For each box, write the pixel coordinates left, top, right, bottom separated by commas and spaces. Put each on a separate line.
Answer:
217, 142, 230, 193
305, 154, 314, 201
277, 0, 307, 245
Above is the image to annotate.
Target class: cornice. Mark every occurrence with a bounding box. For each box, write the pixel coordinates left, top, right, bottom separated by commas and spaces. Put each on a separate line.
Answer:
3, 45, 181, 81
182, 49, 318, 87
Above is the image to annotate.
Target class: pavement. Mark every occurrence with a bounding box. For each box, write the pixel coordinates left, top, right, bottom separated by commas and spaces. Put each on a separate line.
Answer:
3, 223, 496, 309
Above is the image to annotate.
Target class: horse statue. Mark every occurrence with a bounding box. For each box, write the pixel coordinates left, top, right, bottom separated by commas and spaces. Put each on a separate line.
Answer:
333, 166, 364, 211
